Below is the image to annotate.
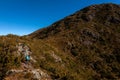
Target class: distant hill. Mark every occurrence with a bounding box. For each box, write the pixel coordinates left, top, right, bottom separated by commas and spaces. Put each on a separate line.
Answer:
29, 3, 120, 80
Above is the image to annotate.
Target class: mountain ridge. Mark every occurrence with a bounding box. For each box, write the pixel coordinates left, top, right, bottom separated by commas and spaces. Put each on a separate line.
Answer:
0, 3, 120, 80
28, 3, 120, 80
29, 3, 120, 39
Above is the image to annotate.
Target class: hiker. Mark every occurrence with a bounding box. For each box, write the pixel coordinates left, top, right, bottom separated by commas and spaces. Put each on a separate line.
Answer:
25, 55, 30, 61
24, 55, 30, 65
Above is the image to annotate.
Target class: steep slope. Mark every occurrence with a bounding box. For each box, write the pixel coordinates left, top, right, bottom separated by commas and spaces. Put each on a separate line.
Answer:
29, 3, 120, 80
30, 3, 120, 39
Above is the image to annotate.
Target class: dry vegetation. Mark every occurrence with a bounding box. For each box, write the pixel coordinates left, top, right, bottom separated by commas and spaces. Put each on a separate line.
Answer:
0, 3, 120, 80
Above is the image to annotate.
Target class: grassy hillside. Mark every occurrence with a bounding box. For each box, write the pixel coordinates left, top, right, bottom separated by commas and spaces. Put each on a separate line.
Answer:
0, 35, 85, 80
29, 3, 120, 80
0, 3, 120, 80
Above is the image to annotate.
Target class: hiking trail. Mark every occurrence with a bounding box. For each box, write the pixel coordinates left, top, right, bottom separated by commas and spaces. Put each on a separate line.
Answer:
5, 43, 51, 80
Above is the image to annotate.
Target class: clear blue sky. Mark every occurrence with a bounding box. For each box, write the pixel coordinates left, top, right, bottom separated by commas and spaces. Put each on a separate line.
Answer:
0, 0, 119, 36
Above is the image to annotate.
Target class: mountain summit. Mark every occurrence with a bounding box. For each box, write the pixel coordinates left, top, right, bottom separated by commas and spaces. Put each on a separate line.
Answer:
30, 3, 120, 39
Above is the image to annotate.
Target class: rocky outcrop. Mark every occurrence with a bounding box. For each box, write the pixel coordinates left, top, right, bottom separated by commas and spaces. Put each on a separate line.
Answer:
6, 69, 51, 80
5, 43, 51, 80
16, 43, 36, 62
50, 51, 62, 63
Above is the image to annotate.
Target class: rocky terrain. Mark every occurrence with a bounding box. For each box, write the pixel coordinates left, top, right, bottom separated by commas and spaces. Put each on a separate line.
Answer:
0, 3, 120, 80
29, 3, 120, 80
5, 43, 51, 80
